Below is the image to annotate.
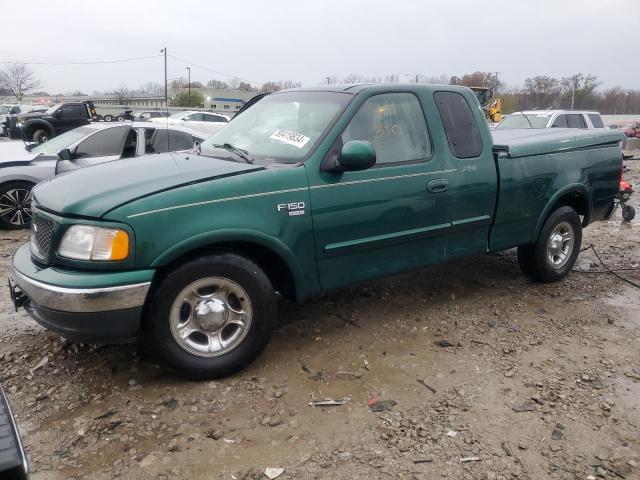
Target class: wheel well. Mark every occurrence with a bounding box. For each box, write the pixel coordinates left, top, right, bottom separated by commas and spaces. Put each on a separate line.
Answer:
155, 242, 298, 302
551, 191, 590, 227
24, 122, 52, 138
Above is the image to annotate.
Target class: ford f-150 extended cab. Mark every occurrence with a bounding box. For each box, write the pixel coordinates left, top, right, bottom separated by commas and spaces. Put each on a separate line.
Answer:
8, 84, 625, 379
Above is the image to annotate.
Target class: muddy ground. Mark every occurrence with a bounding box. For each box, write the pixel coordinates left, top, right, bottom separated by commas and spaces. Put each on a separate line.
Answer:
0, 163, 638, 480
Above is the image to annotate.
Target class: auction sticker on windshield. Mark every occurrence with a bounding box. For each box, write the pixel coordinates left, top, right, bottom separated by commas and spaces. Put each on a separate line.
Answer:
269, 129, 310, 149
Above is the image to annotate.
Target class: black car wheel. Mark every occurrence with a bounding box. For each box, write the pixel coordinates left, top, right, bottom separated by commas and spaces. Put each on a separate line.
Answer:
622, 205, 635, 222
146, 253, 277, 379
104, 115, 113, 122
32, 129, 50, 143
0, 181, 34, 230
517, 206, 582, 283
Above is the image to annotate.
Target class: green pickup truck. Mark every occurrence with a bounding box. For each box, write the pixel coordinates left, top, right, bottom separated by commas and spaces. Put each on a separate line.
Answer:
9, 84, 625, 379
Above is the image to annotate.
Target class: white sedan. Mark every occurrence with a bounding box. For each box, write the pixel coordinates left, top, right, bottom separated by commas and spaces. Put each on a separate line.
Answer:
149, 111, 229, 136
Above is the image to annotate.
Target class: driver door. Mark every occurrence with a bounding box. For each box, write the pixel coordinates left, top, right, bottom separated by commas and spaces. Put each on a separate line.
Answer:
307, 92, 453, 290
56, 126, 129, 174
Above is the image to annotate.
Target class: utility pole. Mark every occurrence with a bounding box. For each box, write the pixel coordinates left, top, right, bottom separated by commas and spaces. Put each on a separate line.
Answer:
325, 76, 330, 85
161, 47, 167, 108
186, 67, 191, 105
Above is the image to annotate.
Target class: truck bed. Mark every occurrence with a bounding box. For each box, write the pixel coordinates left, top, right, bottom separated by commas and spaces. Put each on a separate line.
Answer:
491, 128, 624, 158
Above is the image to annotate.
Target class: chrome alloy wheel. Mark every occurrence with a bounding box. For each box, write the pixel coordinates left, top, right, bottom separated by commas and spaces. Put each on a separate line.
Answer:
169, 277, 253, 357
546, 221, 574, 268
0, 188, 32, 227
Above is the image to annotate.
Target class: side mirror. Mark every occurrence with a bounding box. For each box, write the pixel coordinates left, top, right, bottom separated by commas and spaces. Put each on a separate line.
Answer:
58, 148, 72, 161
337, 140, 376, 172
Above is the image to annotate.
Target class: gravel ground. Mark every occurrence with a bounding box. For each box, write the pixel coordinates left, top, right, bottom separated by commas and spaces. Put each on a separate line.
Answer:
0, 162, 638, 480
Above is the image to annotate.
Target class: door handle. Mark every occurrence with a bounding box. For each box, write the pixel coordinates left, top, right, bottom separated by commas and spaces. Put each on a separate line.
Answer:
427, 178, 449, 193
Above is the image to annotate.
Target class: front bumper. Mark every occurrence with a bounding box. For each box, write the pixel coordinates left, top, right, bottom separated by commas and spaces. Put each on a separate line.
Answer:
9, 243, 154, 343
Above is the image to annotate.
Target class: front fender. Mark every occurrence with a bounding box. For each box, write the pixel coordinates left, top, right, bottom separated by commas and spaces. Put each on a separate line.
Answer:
150, 228, 313, 298
0, 165, 54, 186
533, 183, 592, 241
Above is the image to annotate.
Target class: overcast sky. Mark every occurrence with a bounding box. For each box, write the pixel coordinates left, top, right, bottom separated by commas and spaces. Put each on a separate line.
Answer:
1, 0, 636, 94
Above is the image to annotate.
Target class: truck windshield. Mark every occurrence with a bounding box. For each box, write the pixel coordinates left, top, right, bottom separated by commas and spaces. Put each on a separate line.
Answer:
44, 104, 62, 115
200, 91, 352, 163
30, 126, 94, 155
496, 113, 551, 129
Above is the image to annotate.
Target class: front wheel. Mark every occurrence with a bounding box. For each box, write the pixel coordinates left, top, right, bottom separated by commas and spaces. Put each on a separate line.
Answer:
622, 205, 635, 222
32, 129, 50, 143
517, 206, 582, 283
0, 181, 34, 229
145, 253, 277, 379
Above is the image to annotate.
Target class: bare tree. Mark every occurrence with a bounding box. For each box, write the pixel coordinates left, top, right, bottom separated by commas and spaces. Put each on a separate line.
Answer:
207, 78, 229, 89
169, 77, 186, 90
343, 73, 363, 84
0, 63, 41, 102
228, 77, 241, 89
112, 85, 130, 105
139, 81, 163, 94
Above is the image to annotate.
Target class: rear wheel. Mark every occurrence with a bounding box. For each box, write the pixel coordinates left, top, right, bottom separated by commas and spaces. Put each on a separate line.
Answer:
517, 206, 582, 282
104, 114, 113, 122
32, 129, 50, 143
0, 181, 34, 230
117, 115, 124, 122
146, 253, 277, 379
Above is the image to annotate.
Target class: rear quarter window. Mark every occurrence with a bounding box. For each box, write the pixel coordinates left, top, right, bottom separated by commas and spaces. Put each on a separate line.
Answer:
434, 91, 483, 158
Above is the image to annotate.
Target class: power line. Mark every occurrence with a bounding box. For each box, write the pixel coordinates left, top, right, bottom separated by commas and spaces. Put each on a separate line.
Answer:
167, 54, 261, 85
0, 54, 162, 66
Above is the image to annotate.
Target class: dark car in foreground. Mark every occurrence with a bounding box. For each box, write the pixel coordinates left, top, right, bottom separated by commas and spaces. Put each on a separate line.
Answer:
0, 386, 28, 479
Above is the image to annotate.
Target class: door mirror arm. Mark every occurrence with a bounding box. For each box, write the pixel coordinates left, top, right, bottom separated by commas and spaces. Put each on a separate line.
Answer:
57, 148, 73, 161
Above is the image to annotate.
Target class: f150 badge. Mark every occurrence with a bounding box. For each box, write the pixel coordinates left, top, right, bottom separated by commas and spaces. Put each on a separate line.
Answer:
277, 202, 305, 216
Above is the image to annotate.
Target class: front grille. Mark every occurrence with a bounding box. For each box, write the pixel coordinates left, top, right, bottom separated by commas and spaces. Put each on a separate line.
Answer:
31, 213, 54, 260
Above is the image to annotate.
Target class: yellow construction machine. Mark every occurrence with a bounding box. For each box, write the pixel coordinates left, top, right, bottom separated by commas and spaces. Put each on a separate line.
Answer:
470, 87, 502, 123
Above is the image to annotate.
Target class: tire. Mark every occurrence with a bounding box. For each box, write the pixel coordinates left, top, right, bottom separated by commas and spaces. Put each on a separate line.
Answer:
622, 205, 635, 222
32, 129, 50, 143
146, 253, 277, 379
117, 116, 124, 122
517, 206, 582, 283
0, 181, 34, 230
104, 115, 113, 122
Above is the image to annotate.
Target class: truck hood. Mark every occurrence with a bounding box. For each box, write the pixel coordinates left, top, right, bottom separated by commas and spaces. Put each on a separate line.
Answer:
0, 141, 41, 165
32, 152, 264, 218
491, 128, 626, 158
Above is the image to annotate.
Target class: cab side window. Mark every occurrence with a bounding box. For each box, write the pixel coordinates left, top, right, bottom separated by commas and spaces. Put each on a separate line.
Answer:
434, 91, 483, 158
184, 113, 204, 121
341, 93, 431, 165
75, 127, 128, 158
588, 114, 604, 128
567, 114, 586, 128
58, 104, 86, 119
551, 115, 568, 127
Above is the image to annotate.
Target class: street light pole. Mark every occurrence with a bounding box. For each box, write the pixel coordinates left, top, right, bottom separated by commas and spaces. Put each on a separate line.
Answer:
625, 92, 630, 115
161, 47, 167, 108
186, 67, 191, 106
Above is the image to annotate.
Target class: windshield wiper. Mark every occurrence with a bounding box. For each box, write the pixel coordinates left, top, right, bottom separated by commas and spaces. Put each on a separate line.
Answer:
212, 143, 254, 164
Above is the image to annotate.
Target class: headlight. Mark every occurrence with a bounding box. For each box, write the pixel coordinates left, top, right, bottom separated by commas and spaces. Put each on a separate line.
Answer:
59, 225, 129, 261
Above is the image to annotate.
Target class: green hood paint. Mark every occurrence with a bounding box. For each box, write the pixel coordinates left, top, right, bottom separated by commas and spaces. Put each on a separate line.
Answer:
32, 153, 263, 218
491, 128, 625, 158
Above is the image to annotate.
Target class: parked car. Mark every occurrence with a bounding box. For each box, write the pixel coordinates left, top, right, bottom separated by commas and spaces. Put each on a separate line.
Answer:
495, 110, 605, 130
0, 122, 205, 229
6, 101, 98, 143
149, 110, 229, 135
1, 104, 44, 136
134, 111, 169, 121
8, 85, 624, 379
0, 385, 28, 479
